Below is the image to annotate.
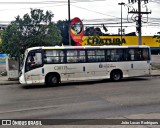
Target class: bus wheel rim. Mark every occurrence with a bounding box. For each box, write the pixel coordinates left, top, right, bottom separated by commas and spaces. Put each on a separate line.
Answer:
113, 72, 120, 80
51, 77, 57, 84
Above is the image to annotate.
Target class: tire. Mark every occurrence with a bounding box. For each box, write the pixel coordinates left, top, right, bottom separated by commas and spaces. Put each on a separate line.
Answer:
110, 70, 122, 81
46, 74, 59, 86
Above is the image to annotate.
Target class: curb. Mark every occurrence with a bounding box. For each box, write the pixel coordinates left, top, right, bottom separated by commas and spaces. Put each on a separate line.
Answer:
151, 74, 160, 76
0, 81, 20, 85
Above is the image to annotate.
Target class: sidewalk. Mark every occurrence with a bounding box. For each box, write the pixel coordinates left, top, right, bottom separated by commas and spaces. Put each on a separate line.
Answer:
0, 70, 160, 85
151, 69, 160, 76
0, 75, 19, 85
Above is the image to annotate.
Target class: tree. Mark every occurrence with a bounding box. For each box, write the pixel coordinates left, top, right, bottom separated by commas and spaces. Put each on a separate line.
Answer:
0, 31, 2, 53
56, 20, 75, 45
84, 27, 103, 36
153, 32, 160, 43
153, 32, 160, 54
1, 8, 62, 66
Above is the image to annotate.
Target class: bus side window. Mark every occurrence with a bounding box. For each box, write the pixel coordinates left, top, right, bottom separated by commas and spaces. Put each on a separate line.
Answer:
35, 53, 42, 65
67, 50, 78, 63
142, 49, 149, 60
77, 50, 86, 62
106, 55, 111, 61
129, 49, 134, 61
134, 49, 142, 60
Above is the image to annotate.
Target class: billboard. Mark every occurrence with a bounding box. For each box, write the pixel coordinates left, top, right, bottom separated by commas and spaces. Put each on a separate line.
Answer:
0, 54, 7, 64
80, 36, 160, 49
70, 17, 84, 45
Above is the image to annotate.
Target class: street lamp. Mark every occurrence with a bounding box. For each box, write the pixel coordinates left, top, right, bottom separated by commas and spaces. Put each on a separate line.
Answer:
118, 2, 125, 42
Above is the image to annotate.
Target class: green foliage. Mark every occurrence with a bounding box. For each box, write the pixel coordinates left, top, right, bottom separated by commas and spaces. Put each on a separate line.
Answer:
153, 32, 160, 43
56, 20, 75, 45
0, 31, 2, 53
56, 20, 70, 45
1, 8, 62, 58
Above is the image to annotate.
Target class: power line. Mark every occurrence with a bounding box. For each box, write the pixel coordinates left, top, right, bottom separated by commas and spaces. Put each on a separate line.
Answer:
0, 1, 68, 4
128, 0, 151, 45
0, 0, 105, 4
71, 4, 119, 19
149, 0, 160, 4
0, 4, 68, 12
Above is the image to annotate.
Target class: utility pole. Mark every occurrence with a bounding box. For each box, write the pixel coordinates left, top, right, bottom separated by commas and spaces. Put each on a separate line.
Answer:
138, 0, 142, 45
118, 2, 125, 42
128, 0, 151, 45
68, 0, 71, 45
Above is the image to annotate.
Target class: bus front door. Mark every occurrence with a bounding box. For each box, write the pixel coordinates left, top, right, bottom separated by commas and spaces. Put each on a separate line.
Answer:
25, 51, 43, 84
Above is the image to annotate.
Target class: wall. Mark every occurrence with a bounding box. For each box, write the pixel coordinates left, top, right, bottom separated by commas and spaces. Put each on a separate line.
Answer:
80, 36, 160, 49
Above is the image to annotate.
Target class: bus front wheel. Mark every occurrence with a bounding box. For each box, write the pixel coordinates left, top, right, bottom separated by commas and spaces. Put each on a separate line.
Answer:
110, 70, 122, 81
46, 74, 60, 86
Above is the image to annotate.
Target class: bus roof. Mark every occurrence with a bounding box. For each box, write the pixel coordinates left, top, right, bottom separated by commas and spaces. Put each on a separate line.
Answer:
26, 45, 150, 51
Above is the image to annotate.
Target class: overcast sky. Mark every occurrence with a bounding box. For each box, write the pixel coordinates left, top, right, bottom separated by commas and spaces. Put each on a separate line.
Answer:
0, 0, 159, 35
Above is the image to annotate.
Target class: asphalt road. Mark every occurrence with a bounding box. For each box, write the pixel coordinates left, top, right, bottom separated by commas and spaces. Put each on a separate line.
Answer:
0, 76, 160, 121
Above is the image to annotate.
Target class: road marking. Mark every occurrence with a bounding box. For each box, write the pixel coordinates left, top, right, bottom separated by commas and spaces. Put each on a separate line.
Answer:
0, 105, 58, 114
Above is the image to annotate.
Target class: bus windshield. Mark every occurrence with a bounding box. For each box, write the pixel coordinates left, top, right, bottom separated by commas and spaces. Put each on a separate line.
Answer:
25, 50, 42, 72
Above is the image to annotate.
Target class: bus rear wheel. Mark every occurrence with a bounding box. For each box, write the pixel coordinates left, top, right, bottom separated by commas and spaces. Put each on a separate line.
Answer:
110, 70, 122, 81
46, 74, 59, 86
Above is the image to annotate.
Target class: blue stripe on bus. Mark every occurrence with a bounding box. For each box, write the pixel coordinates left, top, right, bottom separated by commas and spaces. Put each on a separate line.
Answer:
150, 48, 160, 50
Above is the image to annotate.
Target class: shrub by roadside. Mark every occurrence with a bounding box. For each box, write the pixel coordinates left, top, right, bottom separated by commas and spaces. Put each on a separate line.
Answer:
0, 71, 7, 76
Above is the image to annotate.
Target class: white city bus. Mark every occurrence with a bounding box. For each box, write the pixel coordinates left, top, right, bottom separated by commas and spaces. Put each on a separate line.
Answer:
19, 45, 151, 86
